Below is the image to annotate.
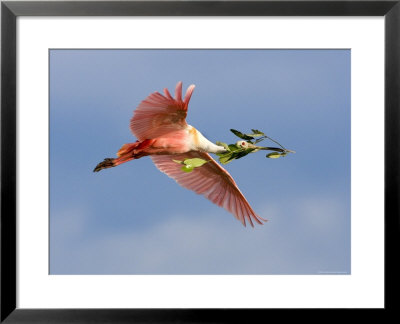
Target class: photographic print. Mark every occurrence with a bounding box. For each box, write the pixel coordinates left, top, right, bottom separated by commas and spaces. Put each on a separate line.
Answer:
49, 49, 350, 275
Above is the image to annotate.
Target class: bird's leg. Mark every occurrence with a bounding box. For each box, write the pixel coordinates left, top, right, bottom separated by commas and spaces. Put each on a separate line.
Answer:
93, 140, 155, 172
93, 154, 137, 172
93, 151, 137, 172
93, 158, 116, 172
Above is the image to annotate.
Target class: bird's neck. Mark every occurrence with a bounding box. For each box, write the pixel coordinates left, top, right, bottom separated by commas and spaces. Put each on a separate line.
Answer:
188, 126, 226, 154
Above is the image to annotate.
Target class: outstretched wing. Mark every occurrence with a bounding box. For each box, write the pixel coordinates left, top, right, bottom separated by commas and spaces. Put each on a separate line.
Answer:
130, 81, 195, 141
151, 152, 266, 227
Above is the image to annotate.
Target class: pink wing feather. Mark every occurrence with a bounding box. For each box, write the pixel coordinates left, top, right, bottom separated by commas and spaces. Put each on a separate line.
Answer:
130, 81, 195, 141
151, 152, 266, 227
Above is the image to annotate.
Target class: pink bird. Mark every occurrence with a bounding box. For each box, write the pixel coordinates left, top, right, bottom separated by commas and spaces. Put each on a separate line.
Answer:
94, 82, 266, 227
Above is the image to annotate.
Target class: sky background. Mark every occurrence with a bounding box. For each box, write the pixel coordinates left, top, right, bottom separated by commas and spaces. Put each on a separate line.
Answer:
49, 49, 350, 275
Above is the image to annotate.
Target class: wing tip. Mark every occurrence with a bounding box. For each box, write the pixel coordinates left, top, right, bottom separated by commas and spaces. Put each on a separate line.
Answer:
175, 81, 196, 106
241, 213, 268, 228
175, 81, 183, 101
184, 84, 196, 106
163, 87, 173, 100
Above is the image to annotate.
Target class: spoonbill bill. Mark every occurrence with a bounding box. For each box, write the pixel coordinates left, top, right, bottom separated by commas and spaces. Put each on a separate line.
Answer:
94, 82, 266, 227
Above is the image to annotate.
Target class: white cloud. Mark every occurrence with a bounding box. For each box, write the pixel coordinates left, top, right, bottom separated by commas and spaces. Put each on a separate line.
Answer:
50, 195, 350, 275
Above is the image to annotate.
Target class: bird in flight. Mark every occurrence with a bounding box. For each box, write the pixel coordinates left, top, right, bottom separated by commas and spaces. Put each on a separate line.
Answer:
94, 82, 266, 227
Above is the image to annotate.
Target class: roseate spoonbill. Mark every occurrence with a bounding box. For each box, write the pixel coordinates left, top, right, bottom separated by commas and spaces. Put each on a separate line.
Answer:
94, 82, 266, 227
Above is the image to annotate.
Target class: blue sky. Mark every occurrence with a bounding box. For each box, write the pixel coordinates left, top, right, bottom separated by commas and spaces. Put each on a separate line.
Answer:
49, 49, 350, 274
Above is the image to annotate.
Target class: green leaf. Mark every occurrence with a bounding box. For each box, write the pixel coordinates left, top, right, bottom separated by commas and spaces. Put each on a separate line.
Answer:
230, 129, 254, 140
251, 129, 265, 136
234, 148, 255, 160
216, 141, 230, 151
219, 154, 235, 165
181, 165, 194, 172
246, 129, 265, 138
266, 152, 281, 159
183, 158, 208, 168
228, 144, 241, 152
173, 159, 183, 164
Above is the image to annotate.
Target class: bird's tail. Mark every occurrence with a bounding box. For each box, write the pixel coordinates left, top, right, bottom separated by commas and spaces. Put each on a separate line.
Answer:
93, 139, 154, 172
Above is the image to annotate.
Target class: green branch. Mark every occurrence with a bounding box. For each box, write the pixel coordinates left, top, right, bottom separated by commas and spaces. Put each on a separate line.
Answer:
215, 129, 295, 164
174, 128, 295, 172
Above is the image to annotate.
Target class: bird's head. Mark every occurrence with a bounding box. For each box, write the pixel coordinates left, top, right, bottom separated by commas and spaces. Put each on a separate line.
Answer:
236, 140, 250, 149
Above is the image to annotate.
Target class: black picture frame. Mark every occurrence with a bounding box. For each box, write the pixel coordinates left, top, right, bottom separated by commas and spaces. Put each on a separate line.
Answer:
1, 0, 399, 322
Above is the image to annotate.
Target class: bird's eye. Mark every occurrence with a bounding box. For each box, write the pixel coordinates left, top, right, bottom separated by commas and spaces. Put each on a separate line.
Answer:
242, 142, 246, 146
